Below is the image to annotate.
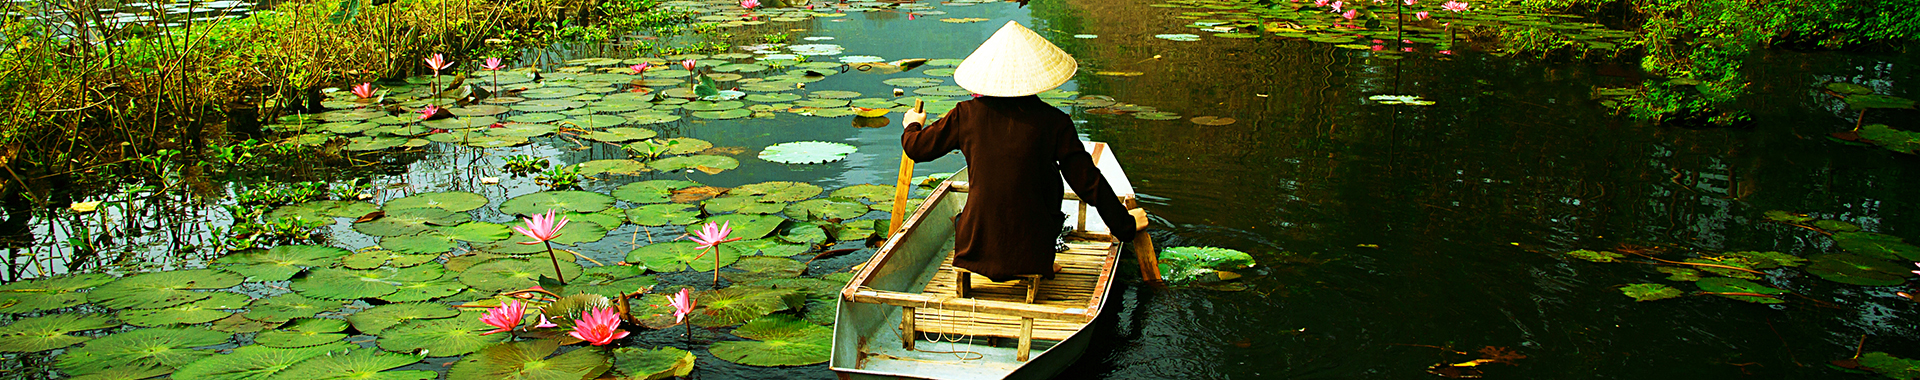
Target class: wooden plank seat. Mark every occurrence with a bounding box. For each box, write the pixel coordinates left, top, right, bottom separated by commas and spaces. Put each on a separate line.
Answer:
898, 241, 1116, 361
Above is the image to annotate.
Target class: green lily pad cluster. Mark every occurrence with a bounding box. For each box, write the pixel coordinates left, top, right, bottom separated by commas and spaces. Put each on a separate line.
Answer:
1150, 0, 1633, 54
1567, 210, 1920, 305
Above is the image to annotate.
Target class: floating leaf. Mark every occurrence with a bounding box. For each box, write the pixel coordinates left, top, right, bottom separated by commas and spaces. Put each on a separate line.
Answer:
1763, 210, 1814, 223
57, 327, 232, 376
581, 127, 660, 143
1619, 283, 1682, 302
118, 294, 243, 327
458, 258, 584, 292
1825, 82, 1873, 95
436, 222, 513, 243
784, 198, 868, 221
268, 349, 431, 380
612, 180, 703, 204
694, 287, 801, 328
378, 278, 469, 303
709, 315, 831, 366
1845, 94, 1916, 109
348, 302, 459, 335
1696, 277, 1786, 303
734, 181, 823, 202
91, 269, 246, 310
611, 346, 695, 380
500, 190, 617, 216
254, 319, 349, 349
0, 273, 113, 314
626, 241, 746, 272
1858, 352, 1920, 380
354, 207, 471, 237
830, 184, 893, 203
448, 340, 610, 379
377, 312, 506, 357
735, 238, 810, 257
703, 195, 788, 214
1806, 253, 1911, 286
1157, 247, 1257, 284
650, 155, 740, 173
292, 265, 445, 300
385, 191, 488, 212
381, 234, 456, 255
1813, 220, 1862, 232
566, 266, 657, 300
696, 214, 786, 240
539, 293, 612, 328
171, 341, 354, 380
0, 313, 120, 353
1832, 232, 1920, 261
246, 293, 344, 323
1658, 267, 1703, 281
759, 141, 856, 164
577, 159, 649, 176
1563, 249, 1624, 262
215, 245, 352, 281
1719, 251, 1807, 269
341, 248, 438, 270
723, 256, 806, 283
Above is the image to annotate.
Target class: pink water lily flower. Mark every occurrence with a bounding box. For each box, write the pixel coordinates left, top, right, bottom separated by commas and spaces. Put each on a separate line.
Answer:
1330, 1, 1343, 12
569, 307, 630, 346
482, 57, 504, 71
669, 288, 696, 324
629, 62, 651, 74
1441, 0, 1468, 12
740, 0, 758, 9
479, 300, 526, 335
1341, 9, 1356, 19
681, 58, 696, 71
1313, 0, 1327, 6
424, 53, 453, 73
513, 209, 569, 245
687, 221, 742, 249
351, 83, 376, 99
1416, 11, 1430, 20
417, 105, 442, 120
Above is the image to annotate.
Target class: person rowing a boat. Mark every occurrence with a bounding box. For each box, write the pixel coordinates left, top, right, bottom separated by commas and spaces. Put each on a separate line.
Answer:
899, 21, 1140, 283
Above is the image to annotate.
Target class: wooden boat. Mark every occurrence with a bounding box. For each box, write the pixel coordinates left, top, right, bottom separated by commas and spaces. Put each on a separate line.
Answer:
832, 141, 1153, 380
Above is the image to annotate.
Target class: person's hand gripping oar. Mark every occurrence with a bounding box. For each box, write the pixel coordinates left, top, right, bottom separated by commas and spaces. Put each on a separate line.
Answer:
888, 99, 926, 237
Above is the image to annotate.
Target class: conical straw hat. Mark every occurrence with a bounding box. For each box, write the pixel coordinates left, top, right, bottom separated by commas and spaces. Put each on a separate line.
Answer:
953, 21, 1076, 97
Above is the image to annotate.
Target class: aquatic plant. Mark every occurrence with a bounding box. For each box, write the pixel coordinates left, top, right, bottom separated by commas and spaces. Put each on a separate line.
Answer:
502, 155, 550, 173
351, 83, 378, 100
1440, 0, 1468, 12
569, 307, 630, 346
479, 300, 526, 335
482, 57, 504, 90
741, 0, 759, 9
688, 221, 743, 286
513, 209, 572, 283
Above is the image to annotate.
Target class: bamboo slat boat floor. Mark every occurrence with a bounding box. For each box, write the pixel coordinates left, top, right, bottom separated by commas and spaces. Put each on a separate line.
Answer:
910, 240, 1116, 341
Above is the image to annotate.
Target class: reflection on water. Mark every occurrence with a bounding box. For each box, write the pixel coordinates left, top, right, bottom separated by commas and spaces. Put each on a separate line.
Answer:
4, 0, 1920, 378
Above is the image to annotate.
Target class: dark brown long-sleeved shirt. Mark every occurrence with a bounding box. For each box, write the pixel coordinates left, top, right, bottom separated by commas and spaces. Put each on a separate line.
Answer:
903, 95, 1136, 282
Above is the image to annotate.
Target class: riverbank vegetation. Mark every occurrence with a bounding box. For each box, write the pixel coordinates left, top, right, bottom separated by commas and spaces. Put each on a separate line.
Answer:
0, 0, 693, 210
1493, 0, 1920, 125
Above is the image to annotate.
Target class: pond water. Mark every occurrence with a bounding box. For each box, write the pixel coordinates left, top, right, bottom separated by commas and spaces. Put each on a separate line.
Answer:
6, 0, 1920, 378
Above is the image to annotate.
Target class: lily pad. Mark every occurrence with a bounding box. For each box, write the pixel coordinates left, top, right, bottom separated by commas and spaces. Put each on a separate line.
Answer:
342, 248, 439, 270
0, 273, 114, 314
377, 312, 507, 357
734, 181, 823, 202
458, 258, 585, 292
117, 295, 240, 327
628, 203, 702, 226
268, 349, 431, 380
381, 234, 456, 255
1845, 94, 1916, 109
292, 265, 446, 300
1619, 283, 1682, 302
693, 109, 753, 119
1718, 251, 1807, 269
91, 269, 246, 309
1696, 277, 1786, 303
723, 256, 806, 283
760, 141, 856, 164
829, 184, 893, 203
1832, 232, 1920, 261
377, 278, 469, 303
612, 180, 702, 204
214, 245, 352, 281
0, 313, 120, 353
386, 191, 488, 212
247, 293, 343, 323
354, 207, 471, 237
254, 318, 349, 349
436, 221, 513, 243
1563, 249, 1624, 262
626, 241, 747, 272
56, 326, 232, 376
501, 190, 616, 216
709, 314, 831, 366
735, 238, 811, 257
784, 198, 868, 221
611, 347, 695, 380
696, 213, 787, 240
565, 266, 658, 300
704, 195, 788, 215
650, 155, 740, 173
1826, 82, 1873, 95
447, 339, 610, 379
576, 159, 649, 176
1806, 253, 1911, 286
348, 302, 458, 336
581, 127, 659, 143
1813, 220, 1862, 232
1156, 247, 1257, 284
173, 341, 356, 380
693, 287, 802, 328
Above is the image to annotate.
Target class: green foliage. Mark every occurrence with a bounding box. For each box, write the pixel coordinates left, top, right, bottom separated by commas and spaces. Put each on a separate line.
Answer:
1619, 283, 1682, 302
1563, 249, 1625, 263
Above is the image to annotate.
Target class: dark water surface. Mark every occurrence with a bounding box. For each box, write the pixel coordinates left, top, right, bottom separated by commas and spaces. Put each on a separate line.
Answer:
9, 0, 1920, 378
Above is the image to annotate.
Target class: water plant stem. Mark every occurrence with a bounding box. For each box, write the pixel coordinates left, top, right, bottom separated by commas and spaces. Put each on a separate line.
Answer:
543, 240, 567, 283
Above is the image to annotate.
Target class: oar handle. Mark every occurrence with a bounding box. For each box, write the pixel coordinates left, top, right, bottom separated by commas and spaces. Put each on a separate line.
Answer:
887, 99, 925, 237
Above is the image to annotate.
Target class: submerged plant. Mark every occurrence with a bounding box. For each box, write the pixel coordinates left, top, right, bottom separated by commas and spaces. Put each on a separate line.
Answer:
569, 307, 629, 346
513, 209, 572, 283
502, 155, 549, 174
687, 221, 742, 287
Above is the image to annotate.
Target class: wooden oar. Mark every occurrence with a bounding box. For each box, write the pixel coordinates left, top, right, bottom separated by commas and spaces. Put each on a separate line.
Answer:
887, 99, 926, 237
